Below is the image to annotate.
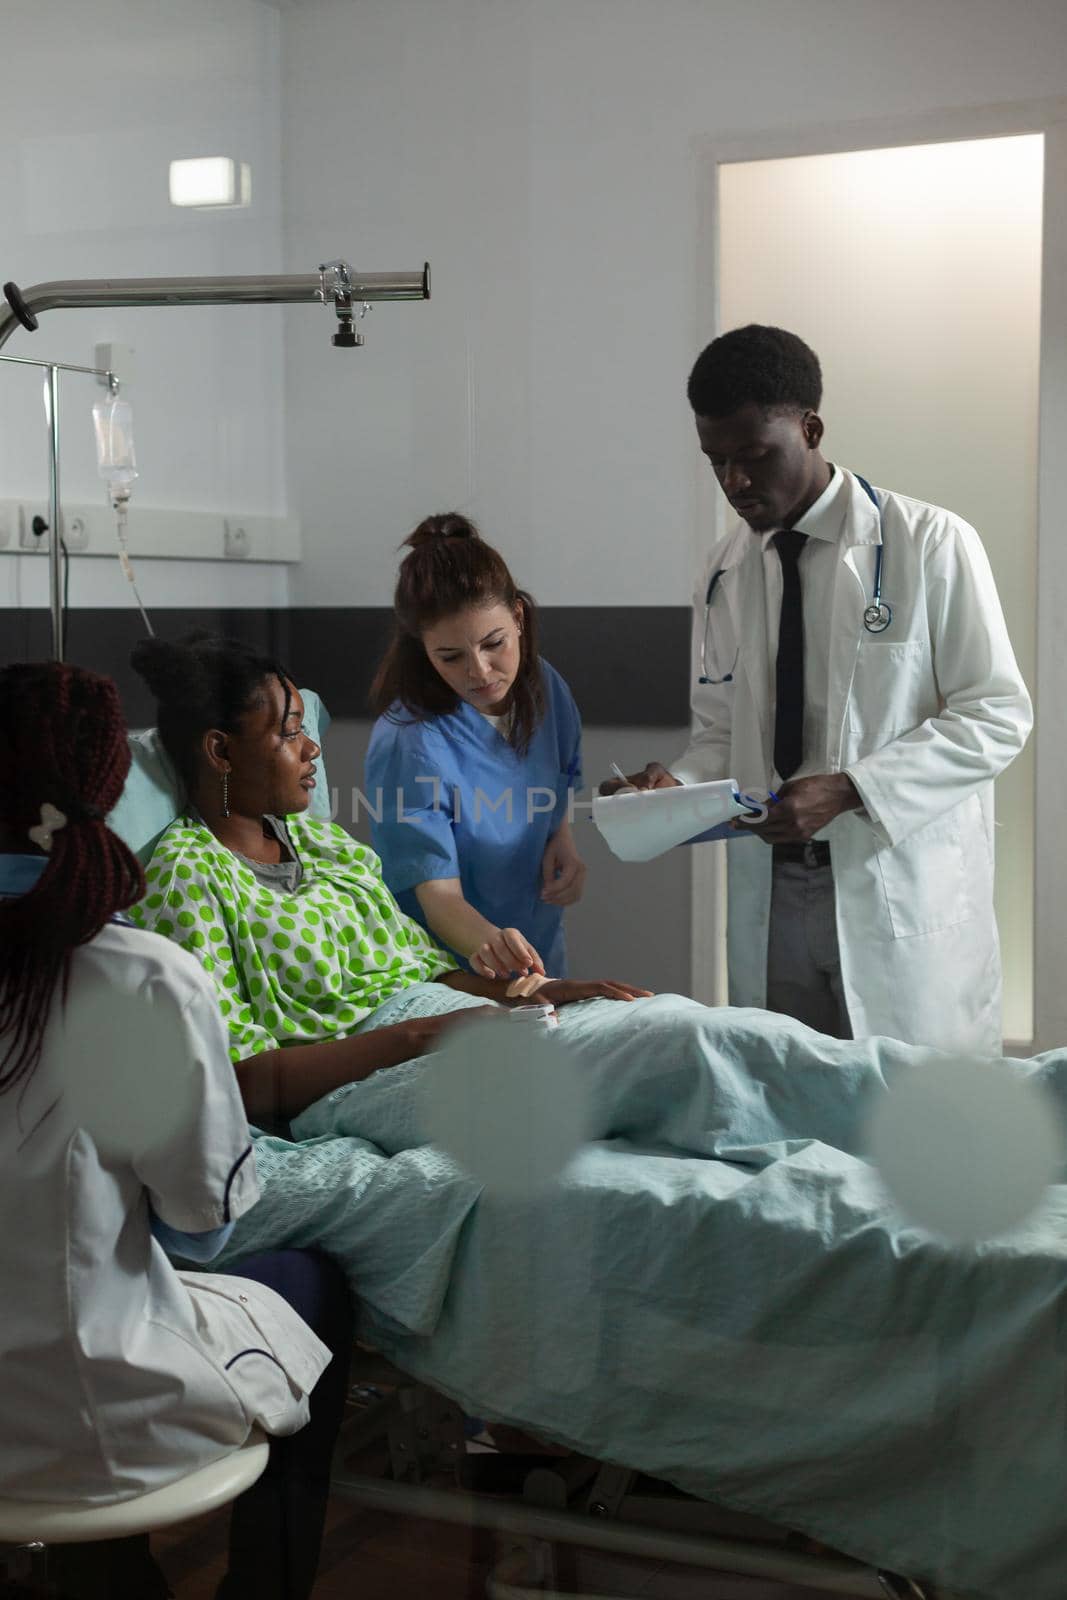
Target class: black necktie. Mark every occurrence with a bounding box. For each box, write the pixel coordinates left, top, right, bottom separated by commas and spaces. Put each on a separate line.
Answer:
773, 529, 808, 781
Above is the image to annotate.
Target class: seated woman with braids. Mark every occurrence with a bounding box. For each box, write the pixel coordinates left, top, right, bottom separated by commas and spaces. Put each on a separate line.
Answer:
127, 633, 648, 1131
0, 662, 354, 1600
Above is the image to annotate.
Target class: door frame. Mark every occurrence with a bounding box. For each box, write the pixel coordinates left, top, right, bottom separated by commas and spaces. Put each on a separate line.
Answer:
688, 98, 1067, 1053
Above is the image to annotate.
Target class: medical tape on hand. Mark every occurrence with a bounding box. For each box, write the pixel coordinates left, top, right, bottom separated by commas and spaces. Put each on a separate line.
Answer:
505, 974, 550, 999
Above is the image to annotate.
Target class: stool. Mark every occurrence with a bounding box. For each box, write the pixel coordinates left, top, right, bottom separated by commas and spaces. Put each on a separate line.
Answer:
0, 1430, 268, 1588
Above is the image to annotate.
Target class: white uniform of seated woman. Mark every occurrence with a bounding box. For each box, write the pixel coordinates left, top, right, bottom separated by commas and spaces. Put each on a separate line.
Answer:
0, 913, 322, 1506
0, 661, 351, 1600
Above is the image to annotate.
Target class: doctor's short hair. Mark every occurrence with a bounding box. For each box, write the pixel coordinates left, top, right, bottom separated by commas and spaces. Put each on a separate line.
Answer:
687, 325, 823, 419
0, 663, 144, 1095
370, 512, 545, 755
131, 633, 294, 796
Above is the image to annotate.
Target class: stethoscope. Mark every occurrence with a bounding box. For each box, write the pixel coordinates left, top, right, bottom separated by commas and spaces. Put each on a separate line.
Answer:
856, 475, 892, 634
698, 472, 891, 685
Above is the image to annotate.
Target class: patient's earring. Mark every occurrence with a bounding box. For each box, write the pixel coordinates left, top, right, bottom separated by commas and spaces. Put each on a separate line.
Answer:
221, 770, 230, 819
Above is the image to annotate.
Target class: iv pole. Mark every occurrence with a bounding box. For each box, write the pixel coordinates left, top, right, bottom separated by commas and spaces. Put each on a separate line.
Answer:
0, 260, 430, 660
0, 351, 118, 664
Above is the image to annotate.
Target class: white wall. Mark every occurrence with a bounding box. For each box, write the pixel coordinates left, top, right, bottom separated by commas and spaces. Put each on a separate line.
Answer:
7, 0, 1067, 617
278, 0, 1067, 611
0, 0, 289, 612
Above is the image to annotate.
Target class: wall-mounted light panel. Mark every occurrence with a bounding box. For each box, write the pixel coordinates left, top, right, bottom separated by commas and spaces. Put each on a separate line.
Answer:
168, 157, 251, 209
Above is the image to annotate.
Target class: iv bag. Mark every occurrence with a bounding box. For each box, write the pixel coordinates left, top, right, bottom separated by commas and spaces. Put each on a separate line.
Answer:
92, 394, 138, 492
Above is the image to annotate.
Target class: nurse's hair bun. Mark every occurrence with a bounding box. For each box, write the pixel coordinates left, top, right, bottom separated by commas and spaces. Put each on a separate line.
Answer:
405, 512, 479, 548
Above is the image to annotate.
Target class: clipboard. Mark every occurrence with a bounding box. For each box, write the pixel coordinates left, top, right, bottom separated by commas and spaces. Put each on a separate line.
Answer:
592, 778, 764, 864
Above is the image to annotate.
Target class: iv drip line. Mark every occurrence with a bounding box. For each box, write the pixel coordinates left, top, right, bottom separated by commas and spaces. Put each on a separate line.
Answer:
112, 493, 155, 638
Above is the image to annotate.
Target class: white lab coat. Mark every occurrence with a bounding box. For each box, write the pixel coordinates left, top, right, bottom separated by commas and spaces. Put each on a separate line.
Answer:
672, 468, 1033, 1055
0, 919, 330, 1505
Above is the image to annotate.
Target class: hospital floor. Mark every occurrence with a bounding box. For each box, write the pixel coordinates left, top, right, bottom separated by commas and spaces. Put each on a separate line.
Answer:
154, 1508, 869, 1599
150, 1431, 874, 1600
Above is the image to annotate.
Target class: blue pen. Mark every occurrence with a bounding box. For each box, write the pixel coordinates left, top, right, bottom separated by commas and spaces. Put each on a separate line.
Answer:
735, 787, 779, 814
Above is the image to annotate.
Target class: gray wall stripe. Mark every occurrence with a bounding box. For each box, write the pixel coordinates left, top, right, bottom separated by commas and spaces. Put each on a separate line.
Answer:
3, 607, 691, 728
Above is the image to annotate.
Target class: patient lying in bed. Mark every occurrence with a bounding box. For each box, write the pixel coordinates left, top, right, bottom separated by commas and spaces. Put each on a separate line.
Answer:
127, 634, 649, 1125
127, 633, 1067, 1600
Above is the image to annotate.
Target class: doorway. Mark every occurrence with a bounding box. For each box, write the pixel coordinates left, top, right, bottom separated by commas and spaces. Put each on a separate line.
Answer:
698, 131, 1043, 1047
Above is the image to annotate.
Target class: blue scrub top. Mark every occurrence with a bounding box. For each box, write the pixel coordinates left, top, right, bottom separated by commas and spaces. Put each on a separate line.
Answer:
365, 660, 582, 977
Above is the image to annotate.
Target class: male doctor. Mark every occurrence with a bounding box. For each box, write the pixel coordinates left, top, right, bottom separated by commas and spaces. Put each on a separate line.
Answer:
607, 325, 1032, 1054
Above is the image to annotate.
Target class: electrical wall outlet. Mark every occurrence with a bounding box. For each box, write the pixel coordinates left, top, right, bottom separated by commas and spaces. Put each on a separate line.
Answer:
18, 509, 48, 551
224, 519, 250, 559
18, 509, 89, 552
0, 507, 12, 549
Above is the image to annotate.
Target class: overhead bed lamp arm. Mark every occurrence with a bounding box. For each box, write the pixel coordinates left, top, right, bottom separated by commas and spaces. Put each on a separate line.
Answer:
0, 261, 430, 350
0, 258, 430, 663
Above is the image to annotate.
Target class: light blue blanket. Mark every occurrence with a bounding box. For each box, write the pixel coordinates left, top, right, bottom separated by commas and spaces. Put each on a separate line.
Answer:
215, 990, 1067, 1600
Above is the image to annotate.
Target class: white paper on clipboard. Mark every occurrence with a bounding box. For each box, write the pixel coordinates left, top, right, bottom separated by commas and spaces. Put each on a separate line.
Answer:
592, 778, 758, 863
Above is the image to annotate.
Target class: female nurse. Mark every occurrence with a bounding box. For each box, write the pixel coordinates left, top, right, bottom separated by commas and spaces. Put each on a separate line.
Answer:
366, 513, 586, 978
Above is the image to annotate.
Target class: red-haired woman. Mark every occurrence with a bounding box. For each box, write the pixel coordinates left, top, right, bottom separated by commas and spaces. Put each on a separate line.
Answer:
0, 662, 351, 1600
367, 513, 586, 980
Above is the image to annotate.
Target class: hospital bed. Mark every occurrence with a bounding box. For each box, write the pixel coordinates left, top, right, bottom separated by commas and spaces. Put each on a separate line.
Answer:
110, 700, 1057, 1600
329, 1348, 942, 1600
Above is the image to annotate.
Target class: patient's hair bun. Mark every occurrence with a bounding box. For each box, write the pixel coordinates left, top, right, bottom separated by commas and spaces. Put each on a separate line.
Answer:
130, 634, 292, 791
130, 637, 196, 706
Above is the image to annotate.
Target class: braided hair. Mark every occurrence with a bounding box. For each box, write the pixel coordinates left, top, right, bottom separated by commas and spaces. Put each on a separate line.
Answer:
0, 663, 144, 1094
369, 512, 545, 754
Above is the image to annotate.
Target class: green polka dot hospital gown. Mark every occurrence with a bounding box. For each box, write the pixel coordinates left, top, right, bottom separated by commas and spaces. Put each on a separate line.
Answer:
129, 815, 460, 1062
